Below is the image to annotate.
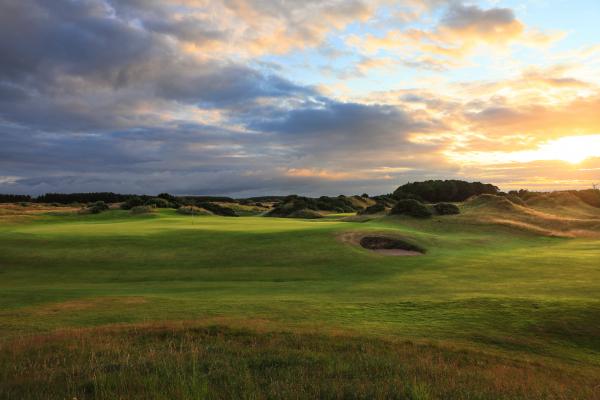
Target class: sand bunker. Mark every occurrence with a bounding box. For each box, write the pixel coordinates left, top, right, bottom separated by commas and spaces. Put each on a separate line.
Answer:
338, 231, 425, 256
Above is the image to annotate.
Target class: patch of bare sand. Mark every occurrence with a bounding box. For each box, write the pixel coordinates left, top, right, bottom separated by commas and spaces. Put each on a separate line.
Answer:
372, 249, 423, 256
336, 231, 424, 256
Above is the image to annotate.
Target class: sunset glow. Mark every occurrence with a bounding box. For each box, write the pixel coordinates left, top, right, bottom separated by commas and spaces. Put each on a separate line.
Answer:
450, 134, 600, 166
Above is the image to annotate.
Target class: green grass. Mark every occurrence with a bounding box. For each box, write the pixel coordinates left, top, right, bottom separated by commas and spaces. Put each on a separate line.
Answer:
1, 209, 599, 398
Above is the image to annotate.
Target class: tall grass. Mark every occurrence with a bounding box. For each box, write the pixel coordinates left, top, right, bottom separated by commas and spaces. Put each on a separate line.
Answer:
2, 324, 598, 400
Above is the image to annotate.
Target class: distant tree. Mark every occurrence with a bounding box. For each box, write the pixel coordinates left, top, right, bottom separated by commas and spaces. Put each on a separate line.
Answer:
0, 194, 32, 203
36, 192, 131, 204
393, 180, 499, 203
157, 193, 178, 203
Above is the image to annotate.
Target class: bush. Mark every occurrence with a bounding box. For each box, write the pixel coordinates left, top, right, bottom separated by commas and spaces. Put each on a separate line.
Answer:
157, 193, 178, 203
130, 206, 155, 215
394, 180, 499, 203
145, 197, 173, 208
287, 209, 323, 219
390, 199, 432, 218
86, 201, 109, 214
121, 196, 145, 210
176, 206, 210, 216
198, 202, 238, 217
433, 203, 460, 215
360, 203, 386, 215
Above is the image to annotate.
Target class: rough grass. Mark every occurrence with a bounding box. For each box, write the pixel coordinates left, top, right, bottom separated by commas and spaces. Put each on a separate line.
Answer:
462, 194, 600, 237
0, 205, 599, 398
2, 324, 599, 400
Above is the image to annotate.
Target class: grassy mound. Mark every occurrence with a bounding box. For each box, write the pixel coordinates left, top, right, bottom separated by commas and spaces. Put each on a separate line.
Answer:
465, 194, 522, 212
463, 194, 600, 237
526, 192, 594, 212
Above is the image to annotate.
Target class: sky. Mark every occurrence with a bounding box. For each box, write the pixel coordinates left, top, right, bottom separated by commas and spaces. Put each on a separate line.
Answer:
1, 0, 600, 196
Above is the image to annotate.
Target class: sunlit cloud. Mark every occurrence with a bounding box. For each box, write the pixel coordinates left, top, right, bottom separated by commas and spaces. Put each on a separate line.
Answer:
448, 135, 600, 165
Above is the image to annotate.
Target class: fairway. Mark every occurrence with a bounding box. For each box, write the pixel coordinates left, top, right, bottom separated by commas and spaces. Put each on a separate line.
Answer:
1, 209, 599, 398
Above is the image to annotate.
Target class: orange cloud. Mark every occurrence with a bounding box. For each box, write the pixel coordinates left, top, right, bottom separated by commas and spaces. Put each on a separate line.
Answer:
346, 3, 562, 65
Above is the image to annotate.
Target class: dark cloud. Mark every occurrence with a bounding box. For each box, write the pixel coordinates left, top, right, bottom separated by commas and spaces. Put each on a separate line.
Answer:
154, 63, 315, 107
441, 3, 516, 32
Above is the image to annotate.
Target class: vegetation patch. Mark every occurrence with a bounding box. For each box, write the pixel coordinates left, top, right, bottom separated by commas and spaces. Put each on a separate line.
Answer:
390, 199, 432, 218
359, 203, 386, 215
3, 324, 598, 400
394, 180, 499, 202
433, 202, 460, 215
79, 201, 110, 214
286, 209, 323, 219
129, 205, 155, 215
198, 202, 238, 217
360, 236, 425, 255
176, 206, 211, 216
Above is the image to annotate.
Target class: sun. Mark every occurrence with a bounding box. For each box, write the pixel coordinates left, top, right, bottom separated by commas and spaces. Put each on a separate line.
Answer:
445, 134, 600, 166
534, 135, 600, 164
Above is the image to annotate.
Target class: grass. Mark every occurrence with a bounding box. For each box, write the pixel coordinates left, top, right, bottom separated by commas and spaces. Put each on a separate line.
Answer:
1, 207, 599, 398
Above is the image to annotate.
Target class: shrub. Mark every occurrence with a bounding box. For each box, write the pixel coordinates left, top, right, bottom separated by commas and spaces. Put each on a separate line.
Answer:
433, 203, 460, 215
176, 206, 210, 216
394, 180, 499, 203
360, 203, 386, 215
390, 199, 432, 218
121, 196, 145, 210
86, 201, 109, 214
157, 193, 178, 203
145, 197, 173, 208
198, 202, 238, 217
130, 206, 155, 215
287, 209, 323, 219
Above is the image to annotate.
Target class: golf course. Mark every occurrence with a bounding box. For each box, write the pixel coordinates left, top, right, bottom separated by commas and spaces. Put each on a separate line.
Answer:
1, 191, 599, 399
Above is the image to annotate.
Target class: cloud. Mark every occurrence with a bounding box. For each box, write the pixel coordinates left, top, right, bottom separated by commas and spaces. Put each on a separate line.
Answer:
346, 2, 561, 66
0, 0, 597, 196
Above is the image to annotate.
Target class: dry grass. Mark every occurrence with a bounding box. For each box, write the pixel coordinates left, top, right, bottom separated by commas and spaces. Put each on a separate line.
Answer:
462, 195, 600, 238
0, 203, 79, 224
1, 323, 599, 400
